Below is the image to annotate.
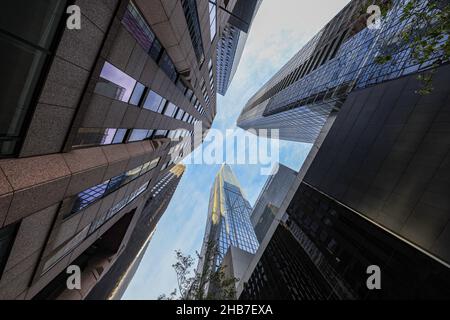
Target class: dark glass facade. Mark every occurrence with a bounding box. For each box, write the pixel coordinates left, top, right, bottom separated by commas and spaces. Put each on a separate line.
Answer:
240, 222, 337, 300
0, 1, 68, 156
241, 183, 450, 300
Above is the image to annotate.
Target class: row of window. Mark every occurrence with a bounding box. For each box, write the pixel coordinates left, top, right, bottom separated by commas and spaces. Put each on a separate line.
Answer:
42, 180, 151, 275
122, 2, 206, 118
73, 125, 193, 149
151, 171, 175, 197
200, 78, 211, 111
94, 61, 199, 126
181, 0, 205, 65
247, 30, 348, 110
67, 157, 160, 218
123, 2, 176, 81
88, 181, 150, 235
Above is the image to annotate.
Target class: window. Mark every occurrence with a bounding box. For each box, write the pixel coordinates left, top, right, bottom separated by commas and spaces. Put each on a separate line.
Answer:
95, 62, 137, 103
159, 51, 178, 82
70, 180, 110, 215
124, 165, 144, 184
143, 90, 166, 113
129, 129, 149, 142
154, 130, 168, 138
0, 0, 68, 156
181, 0, 205, 65
122, 2, 156, 53
122, 2, 166, 62
175, 109, 185, 120
144, 157, 161, 173
104, 174, 126, 195
185, 89, 194, 100
146, 130, 155, 139
101, 129, 117, 145
163, 102, 178, 117
129, 82, 146, 106
73, 128, 126, 148
149, 38, 163, 61
112, 129, 128, 144
68, 158, 160, 217
0, 224, 17, 276
209, 1, 217, 42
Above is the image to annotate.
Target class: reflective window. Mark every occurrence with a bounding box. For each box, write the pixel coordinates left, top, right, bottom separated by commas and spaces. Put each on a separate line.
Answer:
175, 109, 185, 120
124, 165, 144, 184
143, 90, 166, 113
149, 38, 163, 61
70, 180, 110, 215
104, 174, 127, 195
129, 129, 149, 142
209, 1, 217, 42
95, 62, 137, 102
122, 2, 165, 62
181, 0, 205, 65
146, 130, 155, 139
159, 51, 178, 82
122, 2, 156, 52
68, 157, 160, 217
73, 128, 122, 148
129, 82, 146, 106
102, 129, 117, 145
154, 130, 168, 138
163, 103, 178, 117
112, 129, 128, 144
142, 157, 160, 173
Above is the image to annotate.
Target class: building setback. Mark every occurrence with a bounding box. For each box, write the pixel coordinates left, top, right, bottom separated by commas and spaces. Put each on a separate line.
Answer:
237, 0, 450, 299
0, 0, 244, 300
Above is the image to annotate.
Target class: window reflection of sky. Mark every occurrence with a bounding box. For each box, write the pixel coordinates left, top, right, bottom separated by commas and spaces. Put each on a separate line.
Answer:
100, 62, 137, 102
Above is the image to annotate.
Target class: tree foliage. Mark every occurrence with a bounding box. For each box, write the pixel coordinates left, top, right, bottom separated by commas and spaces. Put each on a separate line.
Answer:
158, 241, 239, 300
375, 0, 450, 94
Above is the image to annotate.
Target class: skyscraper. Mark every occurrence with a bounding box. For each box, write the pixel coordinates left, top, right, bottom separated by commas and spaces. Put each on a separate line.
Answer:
197, 164, 259, 296
216, 0, 262, 95
236, 0, 450, 300
0, 0, 244, 300
237, 0, 448, 143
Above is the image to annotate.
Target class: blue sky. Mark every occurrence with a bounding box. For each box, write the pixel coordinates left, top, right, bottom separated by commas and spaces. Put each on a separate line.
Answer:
123, 0, 350, 300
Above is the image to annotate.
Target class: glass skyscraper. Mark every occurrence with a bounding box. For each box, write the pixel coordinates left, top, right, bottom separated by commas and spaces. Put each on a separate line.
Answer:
237, 0, 448, 143
197, 165, 259, 286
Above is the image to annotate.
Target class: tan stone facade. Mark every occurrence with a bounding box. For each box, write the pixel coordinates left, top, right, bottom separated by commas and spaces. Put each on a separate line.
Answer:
0, 0, 237, 299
